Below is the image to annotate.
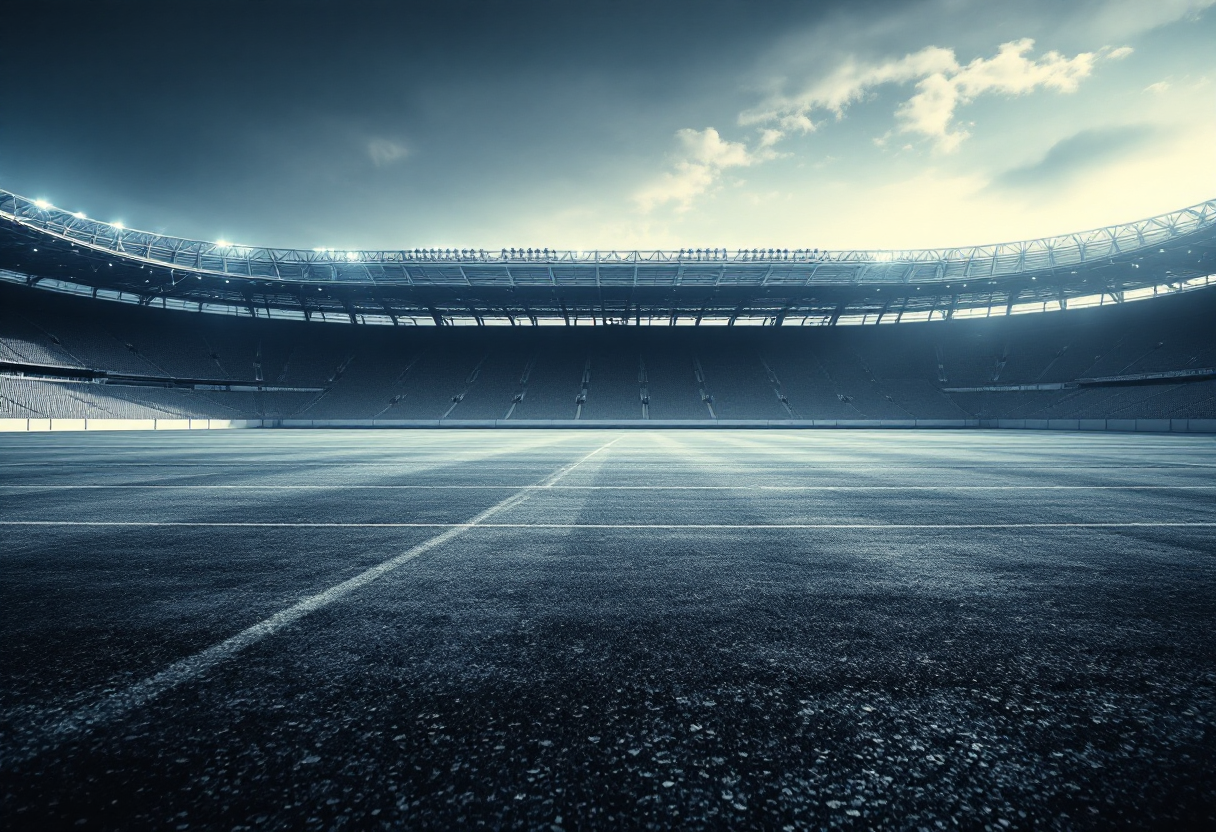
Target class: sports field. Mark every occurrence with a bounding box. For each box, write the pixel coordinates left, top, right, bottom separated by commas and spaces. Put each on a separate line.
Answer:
2, 429, 1215, 829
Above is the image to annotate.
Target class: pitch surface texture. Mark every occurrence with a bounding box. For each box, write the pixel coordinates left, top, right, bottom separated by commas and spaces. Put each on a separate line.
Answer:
2, 429, 1215, 830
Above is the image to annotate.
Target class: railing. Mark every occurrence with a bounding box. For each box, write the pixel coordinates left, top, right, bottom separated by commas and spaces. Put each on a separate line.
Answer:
3, 189, 1214, 285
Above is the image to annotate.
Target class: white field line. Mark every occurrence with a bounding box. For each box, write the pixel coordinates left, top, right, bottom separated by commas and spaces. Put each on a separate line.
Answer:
3, 521, 1214, 530
2, 435, 623, 768
2, 462, 1213, 470
5, 458, 1210, 468
2, 484, 1214, 491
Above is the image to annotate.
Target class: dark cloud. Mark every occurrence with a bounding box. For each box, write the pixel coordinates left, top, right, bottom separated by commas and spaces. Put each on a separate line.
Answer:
994, 125, 1160, 190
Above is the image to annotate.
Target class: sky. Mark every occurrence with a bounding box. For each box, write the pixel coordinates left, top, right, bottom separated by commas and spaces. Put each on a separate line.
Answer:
2, 0, 1214, 251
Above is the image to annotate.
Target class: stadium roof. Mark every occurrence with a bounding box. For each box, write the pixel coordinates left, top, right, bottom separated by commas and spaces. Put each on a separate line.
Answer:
2, 188, 1214, 326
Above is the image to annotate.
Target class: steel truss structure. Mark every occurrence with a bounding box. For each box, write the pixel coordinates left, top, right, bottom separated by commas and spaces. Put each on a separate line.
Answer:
2, 188, 1214, 326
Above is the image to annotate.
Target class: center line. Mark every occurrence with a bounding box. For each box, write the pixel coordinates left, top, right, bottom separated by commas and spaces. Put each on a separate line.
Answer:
3, 434, 622, 768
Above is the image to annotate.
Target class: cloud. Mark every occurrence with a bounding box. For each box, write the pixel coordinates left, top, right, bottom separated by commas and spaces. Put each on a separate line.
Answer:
639, 33, 1130, 214
745, 38, 1115, 153
635, 128, 778, 212
994, 124, 1159, 189
367, 138, 409, 166
757, 128, 785, 148
740, 45, 958, 130
898, 39, 1102, 151
1144, 80, 1171, 94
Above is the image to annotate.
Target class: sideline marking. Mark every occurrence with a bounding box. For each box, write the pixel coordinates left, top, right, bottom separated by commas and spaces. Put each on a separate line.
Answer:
1, 484, 1213, 491
2, 435, 623, 768
2, 461, 1214, 469
3, 521, 1214, 529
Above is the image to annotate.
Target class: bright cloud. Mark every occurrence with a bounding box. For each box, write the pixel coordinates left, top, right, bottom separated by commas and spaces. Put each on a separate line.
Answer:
645, 37, 1123, 214
623, 0, 1212, 228
740, 46, 958, 131
745, 39, 1116, 152
898, 39, 1105, 151
635, 128, 778, 212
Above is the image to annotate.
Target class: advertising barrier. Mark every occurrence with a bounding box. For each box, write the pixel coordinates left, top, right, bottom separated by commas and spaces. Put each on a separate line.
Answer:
2, 418, 1214, 432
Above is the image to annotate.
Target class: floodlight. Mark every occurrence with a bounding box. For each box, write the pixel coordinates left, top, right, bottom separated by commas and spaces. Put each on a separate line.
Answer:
112, 221, 124, 230
216, 240, 231, 248
73, 212, 86, 219
34, 199, 51, 209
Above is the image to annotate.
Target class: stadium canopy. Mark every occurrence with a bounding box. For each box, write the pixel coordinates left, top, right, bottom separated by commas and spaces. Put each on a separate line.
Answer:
1, 188, 1214, 326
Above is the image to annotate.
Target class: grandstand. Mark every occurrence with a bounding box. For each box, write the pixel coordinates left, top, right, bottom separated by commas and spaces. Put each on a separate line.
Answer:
2, 278, 1215, 426
2, 188, 1214, 430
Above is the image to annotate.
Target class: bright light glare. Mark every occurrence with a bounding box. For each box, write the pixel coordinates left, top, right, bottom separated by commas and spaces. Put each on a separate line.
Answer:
216, 240, 231, 248
111, 221, 124, 230
345, 251, 360, 261
34, 199, 52, 210
73, 212, 86, 219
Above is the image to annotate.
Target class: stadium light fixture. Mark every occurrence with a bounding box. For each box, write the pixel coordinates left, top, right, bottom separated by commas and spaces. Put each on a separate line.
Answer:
73, 211, 86, 219
216, 240, 231, 248
33, 199, 51, 210
112, 221, 124, 230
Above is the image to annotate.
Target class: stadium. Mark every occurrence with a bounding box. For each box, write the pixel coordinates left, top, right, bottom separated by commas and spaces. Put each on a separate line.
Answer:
3, 2, 1216, 829
4, 187, 1216, 829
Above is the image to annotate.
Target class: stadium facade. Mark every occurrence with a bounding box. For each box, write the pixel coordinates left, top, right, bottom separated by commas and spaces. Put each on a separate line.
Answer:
1, 189, 1214, 430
